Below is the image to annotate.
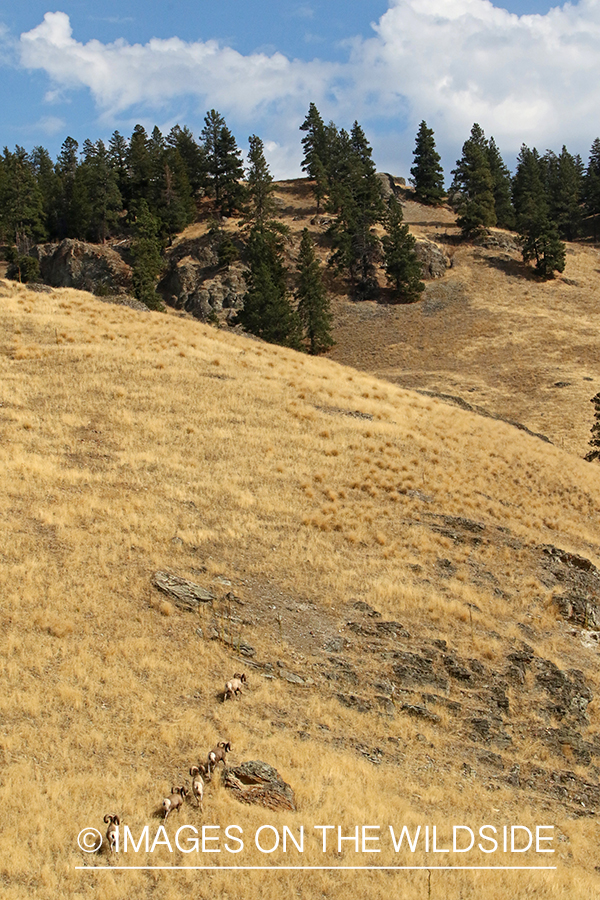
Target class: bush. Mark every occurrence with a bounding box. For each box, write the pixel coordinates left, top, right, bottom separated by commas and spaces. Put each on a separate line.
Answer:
6, 249, 41, 284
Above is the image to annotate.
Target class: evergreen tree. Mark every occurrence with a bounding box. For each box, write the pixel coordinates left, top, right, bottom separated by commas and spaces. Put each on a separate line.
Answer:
296, 228, 333, 354
299, 103, 329, 214
450, 123, 496, 238
328, 121, 384, 299
381, 197, 424, 302
127, 125, 152, 208
513, 144, 566, 279
585, 392, 600, 462
200, 110, 245, 216
166, 125, 207, 197
543, 146, 582, 240
108, 130, 131, 204
237, 224, 301, 348
80, 139, 122, 242
30, 145, 58, 238
157, 147, 196, 239
245, 134, 275, 226
583, 138, 600, 238
5, 246, 40, 283
487, 137, 515, 229
129, 200, 164, 309
54, 136, 90, 238
300, 103, 328, 177
410, 121, 445, 205
0, 146, 46, 250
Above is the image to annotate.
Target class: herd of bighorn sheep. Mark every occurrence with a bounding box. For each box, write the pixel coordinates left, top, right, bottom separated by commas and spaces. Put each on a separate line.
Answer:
102, 672, 246, 852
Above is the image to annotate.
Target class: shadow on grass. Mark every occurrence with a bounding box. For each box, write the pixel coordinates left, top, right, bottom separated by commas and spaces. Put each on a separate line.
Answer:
483, 254, 538, 281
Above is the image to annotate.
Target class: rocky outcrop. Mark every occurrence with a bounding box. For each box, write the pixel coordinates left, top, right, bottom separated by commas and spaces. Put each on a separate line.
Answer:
32, 239, 133, 294
375, 173, 396, 201
158, 234, 247, 321
477, 231, 521, 253
414, 239, 450, 279
222, 761, 296, 811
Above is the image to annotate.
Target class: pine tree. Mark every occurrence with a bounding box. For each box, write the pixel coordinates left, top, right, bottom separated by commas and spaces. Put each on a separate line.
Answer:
237, 224, 301, 348
328, 121, 384, 299
129, 200, 164, 309
410, 121, 445, 205
80, 139, 122, 243
300, 103, 329, 214
381, 197, 424, 302
0, 146, 46, 250
108, 130, 131, 205
200, 110, 245, 216
30, 145, 58, 239
157, 148, 196, 239
543, 146, 582, 240
450, 123, 496, 238
296, 228, 333, 354
127, 125, 152, 208
585, 392, 600, 462
583, 138, 600, 238
54, 136, 90, 239
513, 145, 566, 279
487, 137, 515, 230
245, 134, 275, 226
166, 125, 207, 197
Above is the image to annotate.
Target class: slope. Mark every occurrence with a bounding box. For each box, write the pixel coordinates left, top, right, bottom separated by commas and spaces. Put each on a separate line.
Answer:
0, 279, 599, 899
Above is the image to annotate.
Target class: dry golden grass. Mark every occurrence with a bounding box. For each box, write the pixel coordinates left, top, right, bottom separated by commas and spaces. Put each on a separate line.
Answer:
1, 279, 599, 898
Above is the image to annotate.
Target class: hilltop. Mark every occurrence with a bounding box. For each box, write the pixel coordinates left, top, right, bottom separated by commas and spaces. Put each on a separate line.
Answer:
1, 269, 600, 898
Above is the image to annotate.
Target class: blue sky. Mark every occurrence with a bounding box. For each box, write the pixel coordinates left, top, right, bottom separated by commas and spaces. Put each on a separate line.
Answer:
0, 0, 597, 179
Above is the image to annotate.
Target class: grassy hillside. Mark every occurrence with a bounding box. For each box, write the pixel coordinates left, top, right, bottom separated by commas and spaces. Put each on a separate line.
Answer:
1, 278, 600, 899
176, 179, 600, 459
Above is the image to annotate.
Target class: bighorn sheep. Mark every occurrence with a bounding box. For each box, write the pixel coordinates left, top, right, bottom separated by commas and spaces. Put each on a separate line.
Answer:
224, 672, 247, 701
207, 741, 232, 776
104, 814, 120, 853
189, 765, 207, 811
162, 785, 188, 819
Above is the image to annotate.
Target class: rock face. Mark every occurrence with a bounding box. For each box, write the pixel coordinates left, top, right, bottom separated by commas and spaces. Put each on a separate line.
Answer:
375, 172, 397, 201
152, 571, 216, 611
32, 240, 133, 294
158, 235, 247, 321
414, 240, 450, 279
222, 761, 296, 811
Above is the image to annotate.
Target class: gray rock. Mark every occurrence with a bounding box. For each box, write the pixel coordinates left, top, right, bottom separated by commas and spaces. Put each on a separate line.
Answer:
32, 239, 133, 294
375, 172, 396, 200
414, 240, 450, 279
222, 760, 296, 811
152, 571, 216, 610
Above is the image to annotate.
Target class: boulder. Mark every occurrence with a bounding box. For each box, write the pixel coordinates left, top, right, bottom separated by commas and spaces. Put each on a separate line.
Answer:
32, 239, 133, 294
158, 255, 247, 321
414, 240, 450, 279
222, 761, 296, 811
152, 571, 216, 610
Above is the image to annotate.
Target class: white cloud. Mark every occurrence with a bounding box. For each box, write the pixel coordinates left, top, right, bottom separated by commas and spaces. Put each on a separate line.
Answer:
19, 12, 336, 120
17, 4, 600, 177
353, 0, 600, 158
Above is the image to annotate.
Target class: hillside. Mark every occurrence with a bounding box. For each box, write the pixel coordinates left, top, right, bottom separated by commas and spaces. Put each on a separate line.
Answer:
1, 273, 600, 899
166, 178, 599, 460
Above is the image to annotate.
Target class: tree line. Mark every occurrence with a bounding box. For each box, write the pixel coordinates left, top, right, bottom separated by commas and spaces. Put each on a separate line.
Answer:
3, 105, 600, 343
0, 105, 425, 350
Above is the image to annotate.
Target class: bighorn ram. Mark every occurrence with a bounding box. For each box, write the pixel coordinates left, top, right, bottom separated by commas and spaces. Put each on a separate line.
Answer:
162, 786, 188, 819
189, 765, 207, 811
104, 814, 120, 853
207, 741, 232, 776
224, 672, 247, 701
